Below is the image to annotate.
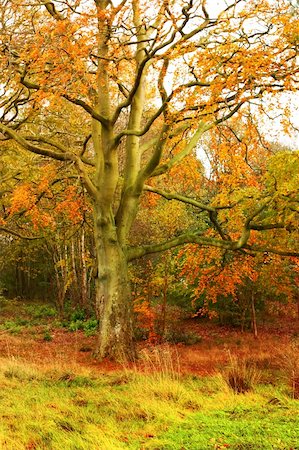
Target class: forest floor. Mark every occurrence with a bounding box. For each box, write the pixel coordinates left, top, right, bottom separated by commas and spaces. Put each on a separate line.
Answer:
0, 297, 298, 376
0, 297, 298, 449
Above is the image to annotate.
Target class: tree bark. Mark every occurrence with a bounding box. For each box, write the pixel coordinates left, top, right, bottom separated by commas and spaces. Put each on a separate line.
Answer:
93, 211, 136, 361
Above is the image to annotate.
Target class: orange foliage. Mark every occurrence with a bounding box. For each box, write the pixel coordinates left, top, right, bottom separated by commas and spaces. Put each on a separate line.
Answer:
29, 206, 55, 231
179, 242, 297, 318
9, 184, 36, 216
55, 186, 85, 225
180, 245, 257, 306
133, 297, 159, 343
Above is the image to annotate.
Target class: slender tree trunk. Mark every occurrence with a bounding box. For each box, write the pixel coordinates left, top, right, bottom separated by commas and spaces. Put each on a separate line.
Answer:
80, 229, 88, 311
53, 249, 65, 316
52, 240, 68, 316
161, 253, 169, 339
251, 291, 258, 339
240, 295, 250, 333
70, 237, 79, 305
240, 306, 246, 333
87, 267, 94, 313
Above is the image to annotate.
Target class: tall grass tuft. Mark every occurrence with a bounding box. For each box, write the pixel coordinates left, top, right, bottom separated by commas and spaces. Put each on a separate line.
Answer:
278, 341, 299, 399
138, 345, 181, 381
222, 352, 261, 394
124, 345, 193, 404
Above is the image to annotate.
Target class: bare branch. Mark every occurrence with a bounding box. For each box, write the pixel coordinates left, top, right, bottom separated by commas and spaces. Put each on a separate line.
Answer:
0, 124, 73, 161
40, 1, 64, 20
233, 200, 272, 249
143, 185, 231, 240
127, 232, 233, 261
0, 226, 43, 240
144, 185, 215, 212
244, 244, 299, 258
62, 94, 111, 127
151, 121, 213, 177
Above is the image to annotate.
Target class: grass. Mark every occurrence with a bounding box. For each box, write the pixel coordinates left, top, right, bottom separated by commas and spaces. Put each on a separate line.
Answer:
0, 359, 297, 449
277, 341, 299, 399
221, 352, 261, 394
0, 298, 298, 448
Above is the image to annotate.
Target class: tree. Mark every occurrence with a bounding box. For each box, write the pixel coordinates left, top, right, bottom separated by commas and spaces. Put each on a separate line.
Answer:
0, 0, 299, 360
0, 140, 96, 310
179, 127, 299, 328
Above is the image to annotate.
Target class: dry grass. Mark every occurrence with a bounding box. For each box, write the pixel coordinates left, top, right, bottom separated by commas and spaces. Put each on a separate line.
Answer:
0, 356, 297, 449
276, 340, 299, 399
221, 352, 261, 394
137, 345, 181, 379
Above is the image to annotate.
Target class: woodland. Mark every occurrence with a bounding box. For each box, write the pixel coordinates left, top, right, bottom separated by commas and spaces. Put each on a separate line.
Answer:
0, 1, 299, 448
0, 0, 299, 360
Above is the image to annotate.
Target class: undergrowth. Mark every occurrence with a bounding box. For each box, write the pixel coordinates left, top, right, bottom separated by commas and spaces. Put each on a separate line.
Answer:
0, 298, 298, 448
0, 300, 99, 338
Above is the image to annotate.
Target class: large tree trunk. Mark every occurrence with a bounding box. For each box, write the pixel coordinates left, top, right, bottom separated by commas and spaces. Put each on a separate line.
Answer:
93, 216, 136, 361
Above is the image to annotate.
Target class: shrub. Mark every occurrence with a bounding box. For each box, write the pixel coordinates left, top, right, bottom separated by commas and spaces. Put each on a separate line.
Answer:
68, 318, 98, 336
68, 319, 84, 332
43, 330, 53, 342
26, 304, 57, 319
0, 320, 23, 335
70, 309, 86, 322
164, 329, 202, 345
83, 319, 98, 336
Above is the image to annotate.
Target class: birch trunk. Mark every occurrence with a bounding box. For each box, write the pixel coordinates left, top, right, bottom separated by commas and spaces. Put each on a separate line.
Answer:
251, 292, 258, 339
80, 229, 88, 311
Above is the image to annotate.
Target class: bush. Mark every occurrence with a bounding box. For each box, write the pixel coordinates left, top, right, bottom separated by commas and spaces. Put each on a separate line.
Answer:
43, 330, 53, 342
26, 304, 57, 319
68, 317, 98, 336
83, 319, 98, 336
0, 320, 23, 335
70, 309, 86, 322
68, 319, 84, 332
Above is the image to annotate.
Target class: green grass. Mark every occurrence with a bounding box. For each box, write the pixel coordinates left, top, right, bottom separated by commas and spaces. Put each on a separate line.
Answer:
147, 389, 299, 449
0, 360, 297, 449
